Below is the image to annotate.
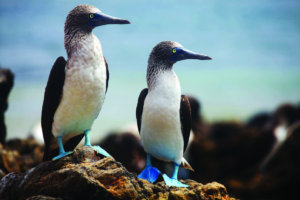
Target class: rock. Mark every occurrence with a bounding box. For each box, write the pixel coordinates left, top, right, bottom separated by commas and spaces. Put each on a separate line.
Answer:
0, 146, 236, 200
0, 67, 14, 144
0, 143, 22, 174
186, 102, 300, 199
253, 123, 300, 199
246, 112, 271, 131
187, 121, 269, 184
25, 196, 63, 200
97, 132, 146, 174
0, 138, 43, 178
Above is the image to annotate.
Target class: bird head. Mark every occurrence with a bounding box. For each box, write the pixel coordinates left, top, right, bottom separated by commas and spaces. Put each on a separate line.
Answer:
65, 5, 130, 32
149, 41, 212, 67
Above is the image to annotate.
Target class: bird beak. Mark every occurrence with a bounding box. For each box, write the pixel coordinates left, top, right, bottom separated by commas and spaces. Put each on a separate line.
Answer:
90, 12, 130, 27
180, 48, 212, 60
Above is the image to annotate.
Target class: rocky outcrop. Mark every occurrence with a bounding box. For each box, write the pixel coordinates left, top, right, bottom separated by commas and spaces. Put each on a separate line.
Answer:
97, 132, 146, 174
0, 138, 43, 179
252, 123, 300, 199
0, 146, 236, 200
0, 68, 14, 144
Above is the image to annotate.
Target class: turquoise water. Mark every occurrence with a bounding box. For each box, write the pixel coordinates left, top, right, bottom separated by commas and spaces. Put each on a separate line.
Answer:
1, 0, 300, 140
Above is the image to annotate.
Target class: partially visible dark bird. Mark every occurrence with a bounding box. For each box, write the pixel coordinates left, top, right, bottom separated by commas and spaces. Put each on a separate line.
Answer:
0, 68, 14, 144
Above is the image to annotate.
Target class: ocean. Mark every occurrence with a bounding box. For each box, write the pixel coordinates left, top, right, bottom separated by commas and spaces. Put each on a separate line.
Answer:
0, 0, 300, 141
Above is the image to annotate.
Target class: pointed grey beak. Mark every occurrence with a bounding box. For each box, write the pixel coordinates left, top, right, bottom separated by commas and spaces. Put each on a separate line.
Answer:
88, 12, 130, 27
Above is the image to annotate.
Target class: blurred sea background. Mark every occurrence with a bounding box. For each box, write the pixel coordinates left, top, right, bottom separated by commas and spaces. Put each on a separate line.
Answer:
0, 0, 299, 141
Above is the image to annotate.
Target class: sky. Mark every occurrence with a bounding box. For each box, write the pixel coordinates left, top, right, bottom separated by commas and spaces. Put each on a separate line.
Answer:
0, 0, 299, 140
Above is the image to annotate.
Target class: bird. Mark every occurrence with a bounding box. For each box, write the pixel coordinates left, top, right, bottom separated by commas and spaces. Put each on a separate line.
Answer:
41, 5, 130, 161
136, 41, 211, 187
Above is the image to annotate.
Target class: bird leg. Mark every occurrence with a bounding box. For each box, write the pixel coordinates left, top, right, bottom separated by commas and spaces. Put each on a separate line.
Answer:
162, 163, 189, 187
138, 154, 161, 183
52, 136, 73, 160
84, 130, 111, 157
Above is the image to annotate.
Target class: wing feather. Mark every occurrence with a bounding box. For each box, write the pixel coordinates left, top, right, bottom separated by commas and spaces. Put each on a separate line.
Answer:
104, 57, 109, 93
180, 95, 192, 152
42, 57, 84, 161
136, 88, 148, 133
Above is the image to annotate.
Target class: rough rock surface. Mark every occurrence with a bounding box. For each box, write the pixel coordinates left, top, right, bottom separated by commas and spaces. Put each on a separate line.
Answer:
0, 138, 43, 179
0, 146, 236, 200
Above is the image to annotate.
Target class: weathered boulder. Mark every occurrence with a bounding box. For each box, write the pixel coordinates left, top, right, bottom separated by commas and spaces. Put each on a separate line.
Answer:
0, 146, 236, 200
0, 138, 43, 179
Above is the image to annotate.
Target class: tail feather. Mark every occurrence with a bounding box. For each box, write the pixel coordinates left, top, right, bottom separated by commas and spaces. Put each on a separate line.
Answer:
181, 157, 194, 172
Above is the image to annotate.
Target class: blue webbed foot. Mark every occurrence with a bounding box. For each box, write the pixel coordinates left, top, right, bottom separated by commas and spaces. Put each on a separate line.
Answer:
87, 145, 112, 157
138, 166, 161, 183
83, 130, 111, 157
52, 151, 73, 161
162, 174, 189, 187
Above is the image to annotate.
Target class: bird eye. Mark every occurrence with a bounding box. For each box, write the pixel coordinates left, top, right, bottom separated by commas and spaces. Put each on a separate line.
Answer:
89, 14, 94, 19
172, 49, 176, 53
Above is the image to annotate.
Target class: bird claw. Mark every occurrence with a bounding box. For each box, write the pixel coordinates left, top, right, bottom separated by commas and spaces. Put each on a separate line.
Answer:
52, 151, 73, 160
162, 174, 189, 187
138, 166, 161, 183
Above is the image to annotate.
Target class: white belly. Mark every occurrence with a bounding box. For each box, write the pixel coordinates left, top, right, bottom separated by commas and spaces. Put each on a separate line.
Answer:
141, 71, 183, 164
52, 34, 106, 137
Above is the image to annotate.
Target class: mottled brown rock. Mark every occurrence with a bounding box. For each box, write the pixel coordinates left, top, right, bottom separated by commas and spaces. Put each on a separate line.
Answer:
0, 138, 43, 178
5, 138, 44, 171
0, 146, 236, 200
0, 143, 22, 173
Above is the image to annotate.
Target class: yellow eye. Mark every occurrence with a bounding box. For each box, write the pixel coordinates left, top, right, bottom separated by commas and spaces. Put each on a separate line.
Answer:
172, 49, 176, 53
89, 14, 94, 18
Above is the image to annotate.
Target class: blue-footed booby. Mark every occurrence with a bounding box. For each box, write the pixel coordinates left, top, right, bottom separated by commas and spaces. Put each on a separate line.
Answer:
42, 5, 130, 161
136, 41, 211, 187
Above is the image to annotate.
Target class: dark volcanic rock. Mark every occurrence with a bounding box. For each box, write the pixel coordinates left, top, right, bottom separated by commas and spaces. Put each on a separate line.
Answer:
25, 196, 63, 200
0, 68, 14, 144
98, 132, 146, 174
0, 146, 236, 200
253, 123, 300, 199
188, 122, 268, 183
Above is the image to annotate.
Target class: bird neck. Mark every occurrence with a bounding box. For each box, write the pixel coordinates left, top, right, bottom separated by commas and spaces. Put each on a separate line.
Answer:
147, 66, 180, 93
64, 28, 94, 57
147, 58, 174, 89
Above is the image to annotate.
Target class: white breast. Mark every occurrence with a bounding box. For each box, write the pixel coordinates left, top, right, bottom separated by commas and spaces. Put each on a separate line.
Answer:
52, 34, 106, 137
141, 70, 183, 164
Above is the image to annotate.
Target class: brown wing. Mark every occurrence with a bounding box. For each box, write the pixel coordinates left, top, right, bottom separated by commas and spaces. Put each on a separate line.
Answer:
180, 95, 192, 152
41, 57, 83, 161
136, 88, 148, 133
